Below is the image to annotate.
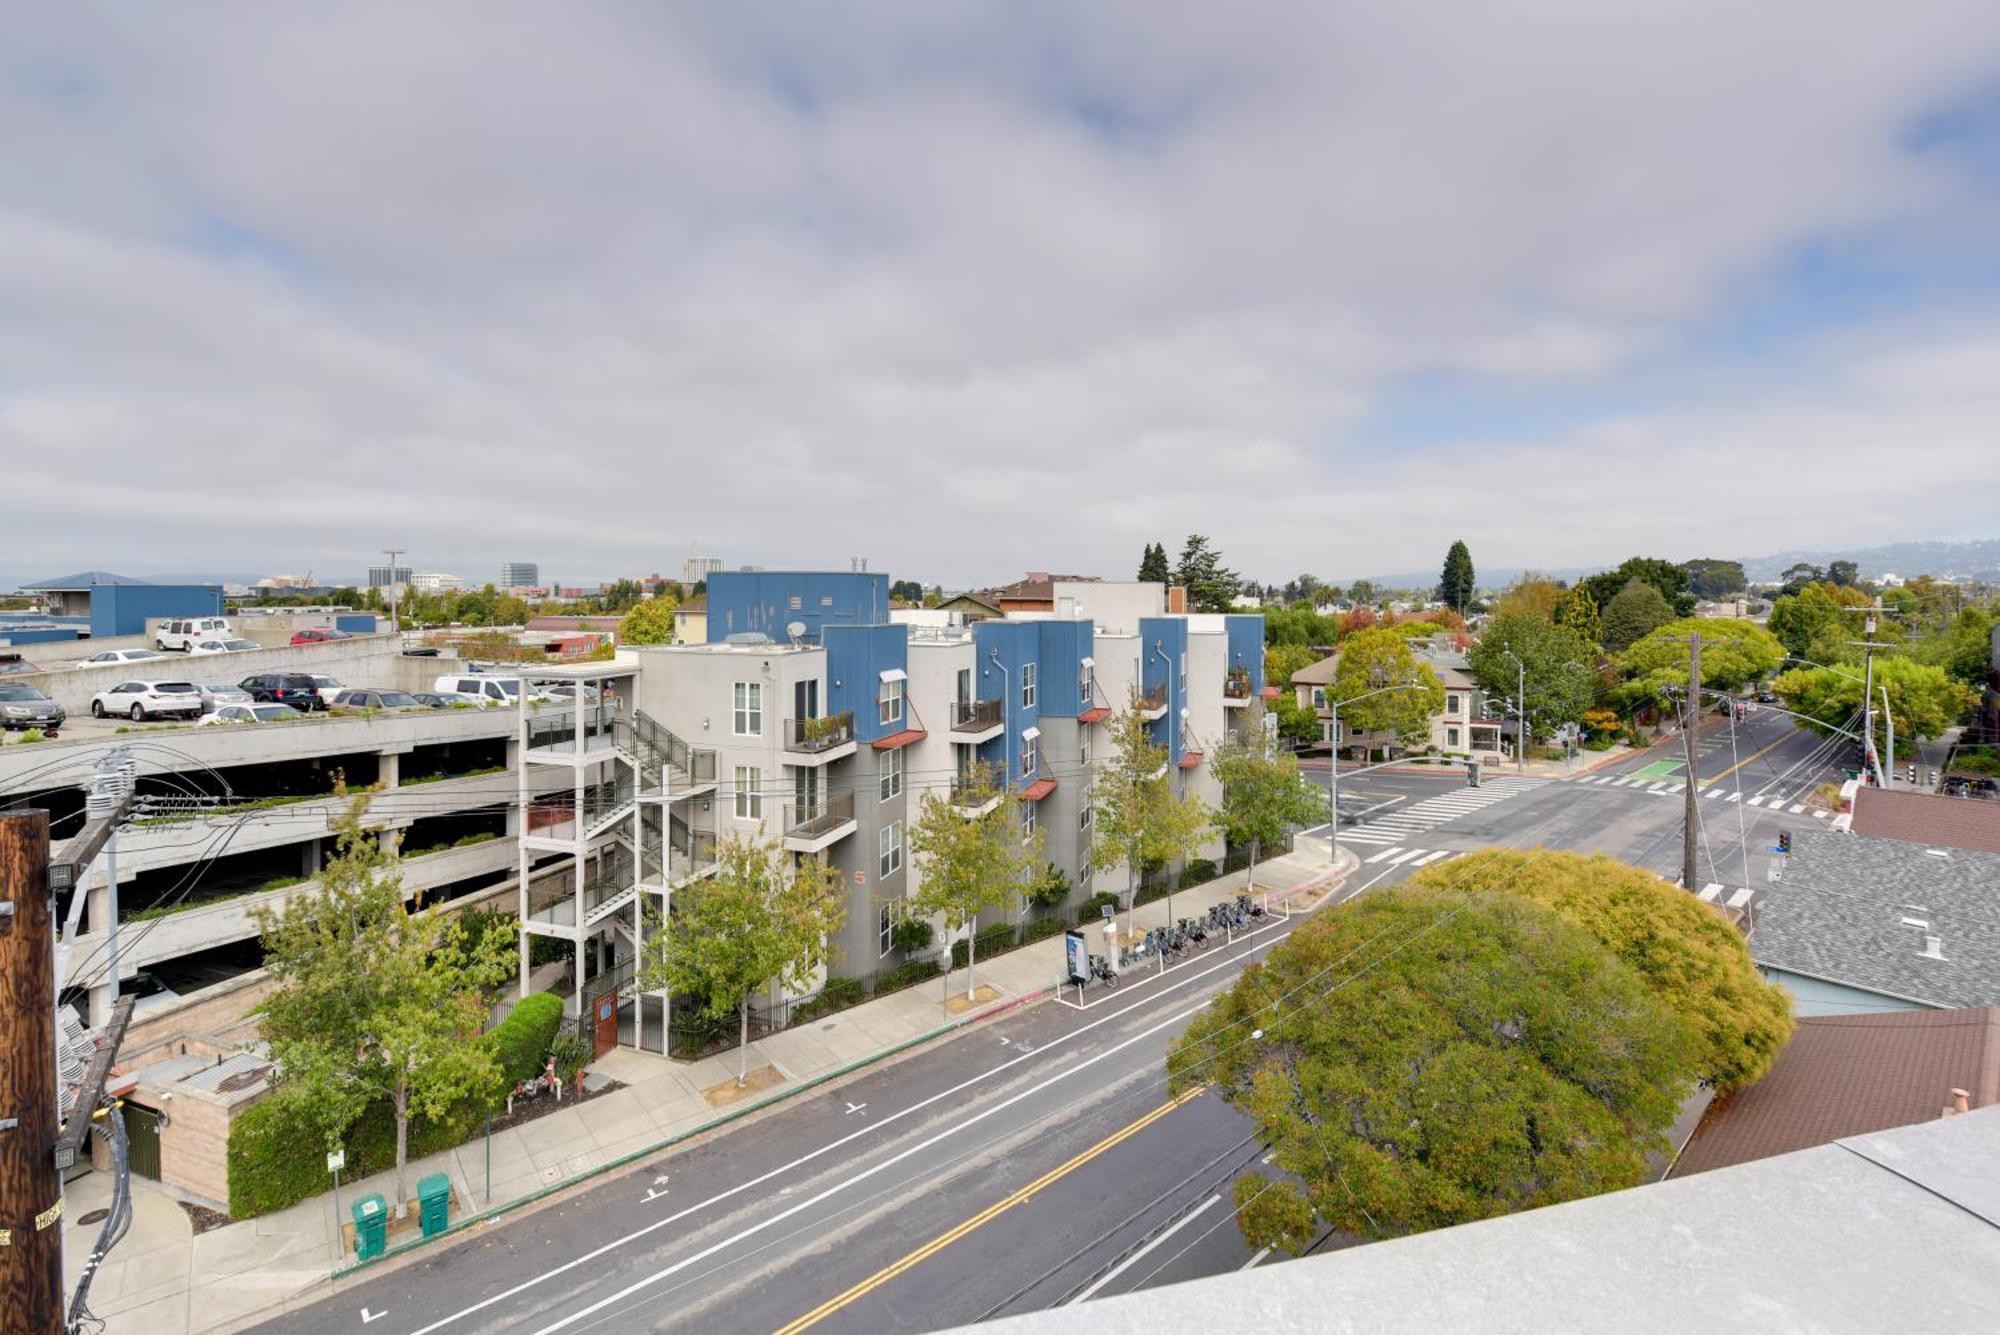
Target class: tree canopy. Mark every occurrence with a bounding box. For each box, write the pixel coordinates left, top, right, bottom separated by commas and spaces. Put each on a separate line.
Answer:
1436, 540, 1476, 614
1169, 879, 1699, 1249
1175, 534, 1242, 612
908, 760, 1043, 998
1467, 613, 1597, 736
1775, 655, 1977, 751
618, 595, 677, 645
1618, 618, 1785, 703
1138, 542, 1171, 584
1209, 746, 1323, 892
1328, 629, 1446, 750
1601, 577, 1676, 653
1581, 558, 1694, 620
1090, 707, 1211, 922
1554, 584, 1602, 647
1767, 583, 1852, 663
1491, 573, 1565, 622
1683, 559, 1748, 599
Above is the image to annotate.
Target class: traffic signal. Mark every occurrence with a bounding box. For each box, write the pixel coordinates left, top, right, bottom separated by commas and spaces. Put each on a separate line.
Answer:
1466, 760, 1480, 788
1778, 829, 1792, 854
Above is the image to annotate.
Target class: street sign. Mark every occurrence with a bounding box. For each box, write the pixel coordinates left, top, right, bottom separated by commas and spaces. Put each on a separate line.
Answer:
327, 1149, 345, 1174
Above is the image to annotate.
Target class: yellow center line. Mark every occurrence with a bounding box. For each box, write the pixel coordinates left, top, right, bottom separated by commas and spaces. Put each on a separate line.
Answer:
1704, 731, 1798, 785
771, 1087, 1204, 1335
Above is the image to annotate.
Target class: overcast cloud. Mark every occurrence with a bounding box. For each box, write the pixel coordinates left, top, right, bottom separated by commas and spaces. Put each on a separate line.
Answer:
4, 4, 2000, 586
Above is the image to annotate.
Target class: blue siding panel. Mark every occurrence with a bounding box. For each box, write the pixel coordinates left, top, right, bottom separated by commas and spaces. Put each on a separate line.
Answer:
1035, 621, 1095, 718
705, 572, 890, 644
1139, 617, 1188, 767
1224, 615, 1265, 696
333, 613, 379, 634
973, 620, 1043, 790
824, 624, 909, 744
91, 585, 225, 638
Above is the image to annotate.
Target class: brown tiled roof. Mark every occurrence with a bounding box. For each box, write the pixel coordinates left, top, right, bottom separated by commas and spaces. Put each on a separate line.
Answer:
1850, 786, 2000, 855
985, 572, 1099, 602
1672, 1008, 2000, 1177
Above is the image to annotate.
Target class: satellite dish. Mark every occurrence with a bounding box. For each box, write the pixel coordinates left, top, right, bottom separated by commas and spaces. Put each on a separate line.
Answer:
786, 620, 807, 644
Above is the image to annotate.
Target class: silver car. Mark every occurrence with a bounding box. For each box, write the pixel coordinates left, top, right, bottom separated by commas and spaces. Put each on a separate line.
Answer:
0, 683, 65, 732
197, 683, 254, 713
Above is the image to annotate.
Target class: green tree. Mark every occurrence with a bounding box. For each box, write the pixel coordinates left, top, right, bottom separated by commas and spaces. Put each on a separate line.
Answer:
1767, 583, 1847, 661
1490, 573, 1563, 622
1432, 849, 1792, 1091
1263, 641, 1322, 688
1910, 606, 1999, 688
1268, 688, 1322, 750
1554, 585, 1602, 647
600, 578, 645, 612
1467, 614, 1598, 737
1617, 618, 1785, 708
1600, 577, 1675, 653
1138, 542, 1171, 584
889, 579, 924, 603
1346, 578, 1376, 606
254, 800, 514, 1215
907, 761, 1044, 1000
638, 836, 846, 1085
1175, 535, 1241, 613
1210, 746, 1323, 895
1775, 656, 1977, 754
1168, 881, 1698, 1246
1683, 559, 1748, 599
1827, 559, 1859, 587
1328, 629, 1445, 756
1090, 707, 1213, 930
618, 596, 677, 645
1582, 558, 1694, 619
1436, 540, 1476, 614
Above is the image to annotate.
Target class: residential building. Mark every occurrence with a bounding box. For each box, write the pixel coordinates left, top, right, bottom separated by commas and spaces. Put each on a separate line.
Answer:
673, 599, 706, 644
411, 572, 464, 594
366, 563, 413, 589
933, 591, 1003, 622
1849, 785, 2000, 855
501, 561, 540, 589
981, 572, 1099, 617
1752, 830, 2000, 1015
22, 571, 225, 639
681, 556, 724, 586
1672, 1008, 2000, 1177
1289, 646, 1504, 766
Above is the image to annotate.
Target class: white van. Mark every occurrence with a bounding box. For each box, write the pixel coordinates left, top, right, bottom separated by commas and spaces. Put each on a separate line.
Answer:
156, 617, 233, 651
433, 674, 550, 706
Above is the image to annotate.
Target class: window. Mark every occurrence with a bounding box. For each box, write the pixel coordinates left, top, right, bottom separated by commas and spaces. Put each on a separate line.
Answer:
879, 747, 904, 802
1021, 730, 1039, 778
1447, 726, 1461, 748
1079, 663, 1091, 704
734, 765, 762, 819
1446, 693, 1462, 717
733, 681, 762, 736
878, 821, 903, 879
1178, 653, 1187, 697
879, 675, 905, 726
1021, 800, 1037, 843
878, 902, 894, 958
1021, 662, 1037, 709
1079, 726, 1091, 766
1079, 803, 1093, 830
1310, 686, 1327, 710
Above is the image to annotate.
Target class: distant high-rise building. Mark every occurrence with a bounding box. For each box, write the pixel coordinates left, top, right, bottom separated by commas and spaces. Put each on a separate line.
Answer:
682, 556, 724, 586
411, 572, 463, 594
502, 561, 540, 589
367, 564, 413, 588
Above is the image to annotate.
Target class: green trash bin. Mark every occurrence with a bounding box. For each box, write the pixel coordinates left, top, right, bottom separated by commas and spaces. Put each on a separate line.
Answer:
351, 1193, 387, 1261
417, 1172, 452, 1238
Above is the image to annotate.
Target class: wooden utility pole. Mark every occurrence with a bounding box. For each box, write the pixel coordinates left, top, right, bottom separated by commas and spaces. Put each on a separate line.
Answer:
0, 809, 63, 1335
1681, 631, 1703, 892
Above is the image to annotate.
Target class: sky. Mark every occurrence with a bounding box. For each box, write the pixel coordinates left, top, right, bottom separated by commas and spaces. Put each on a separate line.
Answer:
5, 4, 2000, 589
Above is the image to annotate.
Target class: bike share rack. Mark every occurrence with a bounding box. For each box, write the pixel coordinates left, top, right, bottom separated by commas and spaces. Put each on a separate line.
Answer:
1054, 890, 1294, 1011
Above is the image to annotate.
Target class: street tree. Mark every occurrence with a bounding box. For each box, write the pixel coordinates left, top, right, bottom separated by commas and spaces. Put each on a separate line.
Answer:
1436, 540, 1476, 614
639, 836, 846, 1085
1775, 656, 1977, 754
618, 595, 677, 645
1328, 629, 1445, 756
255, 800, 514, 1215
1138, 542, 1171, 585
907, 761, 1044, 1000
1911, 606, 1999, 688
889, 579, 924, 603
1600, 577, 1675, 653
1168, 883, 1698, 1249
1683, 559, 1748, 599
1555, 585, 1602, 648
1090, 706, 1212, 929
1581, 558, 1694, 619
1175, 534, 1241, 613
1466, 613, 1597, 737
1766, 584, 1852, 662
1429, 849, 1792, 1091
1491, 573, 1564, 622
1210, 746, 1323, 895
1618, 618, 1785, 699
1268, 689, 1322, 750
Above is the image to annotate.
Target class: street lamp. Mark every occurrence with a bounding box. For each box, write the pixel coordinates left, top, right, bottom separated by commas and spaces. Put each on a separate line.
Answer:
1499, 644, 1527, 775
1325, 677, 1422, 868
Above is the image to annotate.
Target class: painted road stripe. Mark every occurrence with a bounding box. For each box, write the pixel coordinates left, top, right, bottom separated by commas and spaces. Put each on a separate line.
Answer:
1365, 848, 1404, 864
1789, 803, 1807, 815
1727, 792, 1741, 803
1814, 810, 1828, 819
1068, 1192, 1223, 1305
1386, 849, 1424, 866
1699, 884, 1723, 903
1747, 795, 1766, 807
1412, 850, 1452, 866
1726, 888, 1755, 909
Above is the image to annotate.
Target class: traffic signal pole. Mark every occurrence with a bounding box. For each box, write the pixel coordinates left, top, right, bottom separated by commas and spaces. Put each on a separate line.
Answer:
1682, 631, 1703, 893
0, 809, 64, 1335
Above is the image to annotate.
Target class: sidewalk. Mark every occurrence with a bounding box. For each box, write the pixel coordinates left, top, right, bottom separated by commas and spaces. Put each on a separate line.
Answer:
67, 848, 1356, 1335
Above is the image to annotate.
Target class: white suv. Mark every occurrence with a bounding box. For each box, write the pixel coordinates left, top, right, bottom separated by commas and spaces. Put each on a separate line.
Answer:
91, 679, 204, 721
433, 674, 549, 706
156, 618, 232, 652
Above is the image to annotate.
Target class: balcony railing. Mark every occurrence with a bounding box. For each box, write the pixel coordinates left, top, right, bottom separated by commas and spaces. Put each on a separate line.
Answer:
785, 710, 855, 754
1133, 683, 1169, 713
668, 815, 718, 880
949, 774, 1001, 810
950, 698, 1004, 733
785, 790, 855, 839
1223, 671, 1253, 700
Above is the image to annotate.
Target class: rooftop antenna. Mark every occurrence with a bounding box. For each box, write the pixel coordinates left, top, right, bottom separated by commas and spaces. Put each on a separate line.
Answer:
786, 620, 807, 647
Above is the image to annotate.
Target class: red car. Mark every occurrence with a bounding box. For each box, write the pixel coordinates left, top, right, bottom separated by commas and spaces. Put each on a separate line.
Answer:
290, 627, 353, 646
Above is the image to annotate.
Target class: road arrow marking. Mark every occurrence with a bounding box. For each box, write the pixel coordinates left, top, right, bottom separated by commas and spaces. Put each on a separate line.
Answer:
362, 1309, 386, 1325
845, 1101, 867, 1116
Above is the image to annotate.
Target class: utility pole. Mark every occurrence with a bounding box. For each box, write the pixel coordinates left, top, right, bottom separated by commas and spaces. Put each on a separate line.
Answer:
1327, 698, 1341, 867
1682, 631, 1702, 893
1850, 630, 1895, 789
0, 809, 63, 1335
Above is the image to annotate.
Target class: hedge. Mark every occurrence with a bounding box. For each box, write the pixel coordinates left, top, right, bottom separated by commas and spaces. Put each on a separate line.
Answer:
873, 958, 941, 996
489, 992, 563, 1084
952, 922, 1019, 969
227, 1093, 332, 1219
792, 975, 865, 1024
1021, 914, 1070, 944
346, 1097, 483, 1178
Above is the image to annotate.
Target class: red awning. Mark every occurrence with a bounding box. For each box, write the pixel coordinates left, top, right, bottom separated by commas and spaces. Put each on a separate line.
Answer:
1259, 686, 1281, 700
1178, 751, 1204, 769
1022, 777, 1058, 802
1076, 706, 1112, 724
872, 728, 926, 751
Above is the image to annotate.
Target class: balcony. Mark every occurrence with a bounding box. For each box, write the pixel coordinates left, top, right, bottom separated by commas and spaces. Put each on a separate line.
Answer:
948, 773, 1002, 819
1223, 670, 1254, 707
784, 791, 857, 852
950, 697, 1005, 743
784, 710, 857, 764
1134, 683, 1169, 720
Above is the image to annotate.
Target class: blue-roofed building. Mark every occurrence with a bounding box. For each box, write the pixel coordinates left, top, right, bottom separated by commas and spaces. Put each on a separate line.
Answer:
22, 571, 224, 640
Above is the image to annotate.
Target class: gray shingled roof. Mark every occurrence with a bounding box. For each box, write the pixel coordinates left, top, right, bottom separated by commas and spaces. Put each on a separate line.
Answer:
1753, 829, 2000, 1008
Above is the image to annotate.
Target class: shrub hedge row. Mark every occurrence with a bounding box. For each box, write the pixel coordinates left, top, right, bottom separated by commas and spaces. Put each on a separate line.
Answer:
489, 992, 564, 1084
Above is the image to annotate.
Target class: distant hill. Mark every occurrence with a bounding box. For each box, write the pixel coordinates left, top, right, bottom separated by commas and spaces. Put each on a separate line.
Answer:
1735, 540, 2000, 583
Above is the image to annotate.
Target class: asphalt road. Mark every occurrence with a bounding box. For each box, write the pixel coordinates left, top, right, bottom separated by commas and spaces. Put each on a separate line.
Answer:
268, 711, 1849, 1335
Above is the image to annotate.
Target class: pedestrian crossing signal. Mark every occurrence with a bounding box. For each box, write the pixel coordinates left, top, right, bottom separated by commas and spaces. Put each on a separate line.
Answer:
1778, 830, 1792, 854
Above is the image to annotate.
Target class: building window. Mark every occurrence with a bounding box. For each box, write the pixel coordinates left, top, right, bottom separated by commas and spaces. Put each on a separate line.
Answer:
879, 821, 903, 879
1021, 662, 1037, 709
1446, 693, 1462, 717
1310, 686, 1327, 710
1079, 726, 1091, 766
1078, 664, 1091, 705
1178, 652, 1186, 697
879, 675, 905, 726
879, 902, 894, 958
879, 748, 904, 802
1021, 732, 1038, 778
734, 766, 762, 819
1321, 721, 1336, 744
1447, 726, 1461, 749
1021, 800, 1037, 843
1079, 803, 1093, 830
733, 681, 762, 736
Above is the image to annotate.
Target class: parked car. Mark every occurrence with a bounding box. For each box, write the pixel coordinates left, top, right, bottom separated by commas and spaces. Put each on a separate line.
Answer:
187, 638, 261, 656
0, 683, 65, 733
290, 627, 353, 646
155, 617, 233, 652
0, 653, 36, 676
238, 672, 328, 711
196, 683, 253, 713
328, 689, 423, 711
309, 674, 346, 704
125, 970, 182, 1016
432, 674, 548, 706
410, 690, 479, 709
199, 703, 303, 726
537, 683, 603, 705
90, 680, 203, 721
82, 648, 165, 665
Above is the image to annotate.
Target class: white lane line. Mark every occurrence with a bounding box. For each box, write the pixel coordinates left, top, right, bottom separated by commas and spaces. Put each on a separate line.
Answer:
1365, 848, 1405, 864
1411, 850, 1451, 866
1239, 1246, 1273, 1271
408, 931, 1285, 1335
1068, 1193, 1223, 1305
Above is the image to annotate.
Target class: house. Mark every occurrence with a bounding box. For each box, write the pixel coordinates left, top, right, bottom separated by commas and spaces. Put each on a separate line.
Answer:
1850, 785, 2000, 855
1751, 830, 2000, 1015
1289, 648, 1505, 766
1672, 1008, 2000, 1177
672, 599, 706, 644
933, 591, 1003, 622
980, 572, 1100, 616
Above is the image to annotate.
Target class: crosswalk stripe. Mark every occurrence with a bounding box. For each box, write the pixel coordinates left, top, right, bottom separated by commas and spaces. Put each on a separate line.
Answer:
1386, 849, 1424, 866
1747, 795, 1766, 807
1788, 803, 1806, 815
1412, 850, 1451, 866
1698, 883, 1723, 903
1813, 809, 1827, 820
1727, 792, 1741, 802
1365, 848, 1404, 864
1725, 888, 1755, 909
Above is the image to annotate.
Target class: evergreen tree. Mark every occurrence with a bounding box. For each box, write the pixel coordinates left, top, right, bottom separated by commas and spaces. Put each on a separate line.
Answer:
1174, 535, 1241, 612
1555, 585, 1602, 648
1138, 542, 1171, 584
1437, 540, 1476, 613
1601, 578, 1675, 653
